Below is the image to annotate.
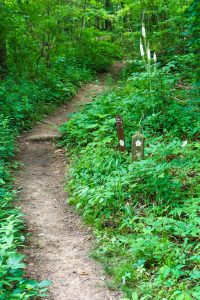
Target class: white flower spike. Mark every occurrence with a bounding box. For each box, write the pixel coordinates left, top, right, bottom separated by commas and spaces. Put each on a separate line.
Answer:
140, 38, 144, 57
153, 52, 157, 63
147, 43, 151, 61
142, 23, 146, 38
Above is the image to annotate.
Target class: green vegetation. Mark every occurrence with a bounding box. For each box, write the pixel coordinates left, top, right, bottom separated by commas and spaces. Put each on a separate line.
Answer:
0, 0, 118, 298
0, 111, 56, 298
0, 0, 199, 299
0, 69, 90, 298
60, 1, 200, 299
61, 65, 199, 298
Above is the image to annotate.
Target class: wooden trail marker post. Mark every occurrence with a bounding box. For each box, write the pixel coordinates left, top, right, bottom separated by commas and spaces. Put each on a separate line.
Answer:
115, 115, 126, 152
132, 132, 145, 161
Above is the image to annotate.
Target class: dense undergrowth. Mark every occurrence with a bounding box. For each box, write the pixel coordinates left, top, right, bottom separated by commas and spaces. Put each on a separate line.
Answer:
61, 55, 200, 299
0, 37, 119, 296
0, 62, 94, 298
0, 3, 120, 295
0, 0, 199, 298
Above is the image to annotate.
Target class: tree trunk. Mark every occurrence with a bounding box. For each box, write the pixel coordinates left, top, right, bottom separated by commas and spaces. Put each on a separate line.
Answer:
0, 38, 7, 79
0, 0, 7, 79
105, 0, 112, 30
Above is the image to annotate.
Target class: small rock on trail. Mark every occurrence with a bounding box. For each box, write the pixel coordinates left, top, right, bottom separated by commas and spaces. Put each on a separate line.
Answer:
16, 73, 122, 300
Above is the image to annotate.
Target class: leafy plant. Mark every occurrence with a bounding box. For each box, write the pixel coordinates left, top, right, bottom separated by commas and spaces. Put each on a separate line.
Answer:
61, 49, 200, 299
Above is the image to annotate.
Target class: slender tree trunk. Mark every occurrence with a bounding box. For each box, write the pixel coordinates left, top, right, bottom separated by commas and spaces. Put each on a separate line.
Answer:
95, 16, 100, 29
0, 38, 7, 79
79, 0, 87, 40
0, 0, 7, 79
121, 1, 127, 26
105, 0, 112, 30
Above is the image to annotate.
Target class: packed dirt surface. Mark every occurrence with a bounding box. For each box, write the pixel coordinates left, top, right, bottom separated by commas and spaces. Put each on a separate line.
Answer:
16, 71, 122, 300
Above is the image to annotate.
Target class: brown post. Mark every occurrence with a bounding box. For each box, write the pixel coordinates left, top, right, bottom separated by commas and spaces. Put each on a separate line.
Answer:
132, 132, 145, 161
116, 115, 126, 152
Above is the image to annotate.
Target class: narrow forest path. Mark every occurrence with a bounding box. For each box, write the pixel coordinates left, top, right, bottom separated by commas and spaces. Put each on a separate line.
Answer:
16, 70, 122, 300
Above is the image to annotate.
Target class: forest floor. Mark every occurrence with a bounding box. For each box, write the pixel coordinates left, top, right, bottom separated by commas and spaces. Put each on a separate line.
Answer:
15, 65, 123, 300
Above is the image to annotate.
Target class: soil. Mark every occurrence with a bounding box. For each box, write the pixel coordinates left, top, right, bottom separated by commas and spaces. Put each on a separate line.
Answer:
15, 70, 123, 300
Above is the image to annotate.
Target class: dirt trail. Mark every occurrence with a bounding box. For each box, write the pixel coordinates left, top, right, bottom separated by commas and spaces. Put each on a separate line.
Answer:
16, 72, 122, 300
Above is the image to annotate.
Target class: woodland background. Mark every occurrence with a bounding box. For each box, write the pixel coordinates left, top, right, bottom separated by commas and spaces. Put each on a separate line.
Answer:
0, 0, 199, 299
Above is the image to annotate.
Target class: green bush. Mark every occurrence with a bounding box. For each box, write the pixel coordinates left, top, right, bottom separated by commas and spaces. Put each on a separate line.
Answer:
61, 67, 200, 299
73, 29, 122, 71
0, 64, 92, 130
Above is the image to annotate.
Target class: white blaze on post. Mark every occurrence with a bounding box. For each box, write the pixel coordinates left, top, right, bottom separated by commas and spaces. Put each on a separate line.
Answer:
135, 140, 142, 147
132, 132, 145, 161
119, 140, 125, 147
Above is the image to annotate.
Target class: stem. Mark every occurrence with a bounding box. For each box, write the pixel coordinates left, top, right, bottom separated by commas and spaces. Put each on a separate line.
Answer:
148, 62, 154, 115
